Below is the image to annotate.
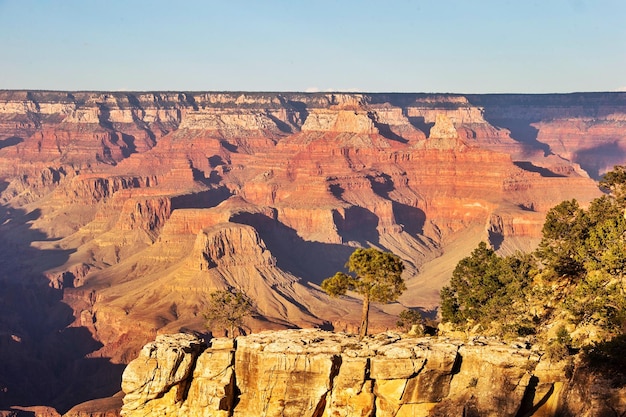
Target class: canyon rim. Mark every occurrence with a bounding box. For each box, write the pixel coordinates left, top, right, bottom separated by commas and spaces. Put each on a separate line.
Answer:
0, 90, 625, 414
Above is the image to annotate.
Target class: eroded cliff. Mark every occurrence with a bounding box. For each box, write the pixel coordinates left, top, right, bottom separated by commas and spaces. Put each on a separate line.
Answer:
1, 91, 624, 412
119, 330, 626, 417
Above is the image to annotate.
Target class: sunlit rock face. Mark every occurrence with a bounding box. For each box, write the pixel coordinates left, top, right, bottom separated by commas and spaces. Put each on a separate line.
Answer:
119, 330, 626, 417
0, 91, 624, 412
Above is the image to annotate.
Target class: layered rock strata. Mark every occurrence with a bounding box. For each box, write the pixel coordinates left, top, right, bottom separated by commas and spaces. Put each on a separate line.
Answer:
1, 91, 625, 412
119, 330, 626, 417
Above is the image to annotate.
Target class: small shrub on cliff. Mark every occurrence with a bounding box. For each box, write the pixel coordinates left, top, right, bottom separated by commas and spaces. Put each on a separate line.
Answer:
545, 325, 574, 361
322, 247, 405, 339
583, 334, 626, 381
556, 325, 573, 346
440, 242, 535, 337
600, 164, 626, 206
396, 309, 424, 334
204, 289, 254, 338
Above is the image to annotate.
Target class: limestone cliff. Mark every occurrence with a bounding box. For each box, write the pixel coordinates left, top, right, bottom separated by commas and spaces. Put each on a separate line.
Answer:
2, 91, 625, 412
119, 330, 626, 417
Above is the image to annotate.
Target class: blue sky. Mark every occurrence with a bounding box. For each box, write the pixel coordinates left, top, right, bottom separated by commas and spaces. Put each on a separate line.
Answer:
0, 0, 624, 93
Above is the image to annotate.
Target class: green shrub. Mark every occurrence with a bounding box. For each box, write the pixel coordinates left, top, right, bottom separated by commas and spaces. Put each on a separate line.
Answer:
396, 309, 423, 332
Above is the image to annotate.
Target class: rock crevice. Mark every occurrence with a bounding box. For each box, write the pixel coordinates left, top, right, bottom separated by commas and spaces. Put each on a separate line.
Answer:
118, 329, 624, 417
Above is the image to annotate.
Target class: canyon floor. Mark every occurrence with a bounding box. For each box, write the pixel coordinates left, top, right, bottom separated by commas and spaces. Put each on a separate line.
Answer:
0, 91, 624, 412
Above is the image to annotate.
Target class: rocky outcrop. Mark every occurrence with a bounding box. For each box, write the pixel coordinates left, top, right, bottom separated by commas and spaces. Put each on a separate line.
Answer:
2, 91, 625, 412
191, 223, 275, 270
119, 330, 626, 417
121, 333, 208, 413
0, 406, 62, 417
429, 113, 458, 139
301, 109, 378, 134
63, 395, 123, 417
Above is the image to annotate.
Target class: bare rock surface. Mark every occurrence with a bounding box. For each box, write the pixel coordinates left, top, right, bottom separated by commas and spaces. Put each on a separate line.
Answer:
1, 91, 625, 412
62, 394, 123, 417
119, 330, 625, 417
121, 333, 206, 411
0, 406, 61, 417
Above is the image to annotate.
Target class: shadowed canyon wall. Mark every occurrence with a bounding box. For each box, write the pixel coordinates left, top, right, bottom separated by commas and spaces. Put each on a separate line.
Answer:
0, 91, 624, 412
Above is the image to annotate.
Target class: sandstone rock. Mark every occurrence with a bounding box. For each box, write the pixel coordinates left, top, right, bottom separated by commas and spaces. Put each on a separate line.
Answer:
63, 395, 123, 417
120, 333, 207, 413
191, 223, 275, 270
121, 335, 235, 417
118, 330, 626, 417
0, 406, 61, 417
179, 345, 235, 417
234, 337, 338, 417
179, 109, 283, 136
301, 110, 378, 134
441, 344, 539, 416
322, 356, 374, 417
0, 90, 622, 412
428, 113, 459, 139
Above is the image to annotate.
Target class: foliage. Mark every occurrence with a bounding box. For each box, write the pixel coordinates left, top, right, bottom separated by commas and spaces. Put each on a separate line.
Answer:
564, 270, 626, 333
440, 242, 534, 336
545, 325, 573, 361
545, 340, 570, 362
556, 325, 573, 346
439, 286, 461, 324
204, 289, 254, 338
599, 164, 626, 205
439, 165, 626, 352
396, 309, 424, 332
583, 334, 626, 380
583, 197, 626, 277
555, 190, 626, 335
322, 248, 406, 303
322, 247, 405, 339
536, 199, 587, 278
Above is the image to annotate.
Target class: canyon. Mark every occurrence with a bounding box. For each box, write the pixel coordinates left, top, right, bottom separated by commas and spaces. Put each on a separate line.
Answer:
115, 329, 626, 417
0, 91, 625, 414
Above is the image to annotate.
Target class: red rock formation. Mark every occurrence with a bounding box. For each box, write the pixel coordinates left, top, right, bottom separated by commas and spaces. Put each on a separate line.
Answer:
118, 330, 626, 417
1, 91, 624, 412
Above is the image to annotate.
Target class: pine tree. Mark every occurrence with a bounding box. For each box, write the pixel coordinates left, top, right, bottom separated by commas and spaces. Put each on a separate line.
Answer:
322, 248, 405, 339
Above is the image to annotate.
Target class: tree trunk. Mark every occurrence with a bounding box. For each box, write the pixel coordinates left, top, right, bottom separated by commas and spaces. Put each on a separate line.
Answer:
359, 295, 370, 340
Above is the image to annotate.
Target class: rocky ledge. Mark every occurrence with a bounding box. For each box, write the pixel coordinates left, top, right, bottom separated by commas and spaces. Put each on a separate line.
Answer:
118, 329, 625, 417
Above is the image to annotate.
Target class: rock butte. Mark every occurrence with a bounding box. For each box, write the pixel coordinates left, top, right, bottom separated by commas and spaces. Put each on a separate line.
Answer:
0, 91, 625, 413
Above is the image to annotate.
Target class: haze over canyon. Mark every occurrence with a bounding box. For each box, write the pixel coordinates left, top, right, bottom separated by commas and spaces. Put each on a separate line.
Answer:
1, 90, 625, 413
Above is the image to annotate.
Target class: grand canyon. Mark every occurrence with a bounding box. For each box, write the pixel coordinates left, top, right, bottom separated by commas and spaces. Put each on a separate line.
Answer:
1, 91, 625, 416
